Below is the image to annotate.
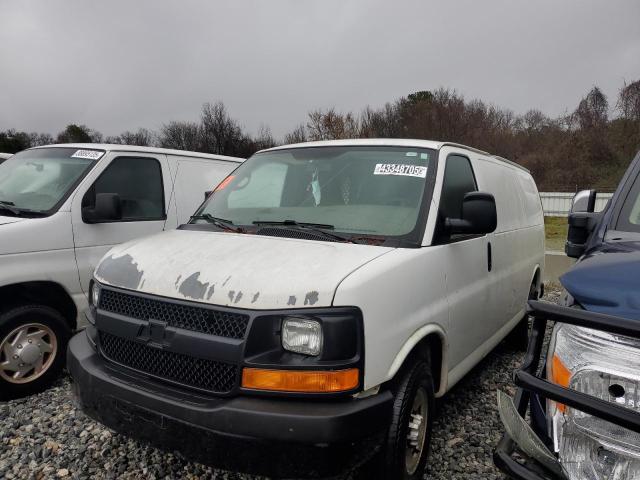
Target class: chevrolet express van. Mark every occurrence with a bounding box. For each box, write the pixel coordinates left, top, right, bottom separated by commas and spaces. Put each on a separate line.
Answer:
69, 139, 545, 479
0, 144, 242, 399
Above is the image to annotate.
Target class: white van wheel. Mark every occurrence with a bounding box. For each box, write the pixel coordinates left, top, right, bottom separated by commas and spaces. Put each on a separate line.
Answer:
405, 388, 429, 474
0, 322, 57, 384
382, 359, 434, 480
0, 305, 70, 400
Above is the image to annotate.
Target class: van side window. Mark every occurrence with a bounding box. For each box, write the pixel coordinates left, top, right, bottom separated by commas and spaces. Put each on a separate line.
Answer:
440, 155, 477, 219
433, 155, 478, 244
83, 157, 164, 221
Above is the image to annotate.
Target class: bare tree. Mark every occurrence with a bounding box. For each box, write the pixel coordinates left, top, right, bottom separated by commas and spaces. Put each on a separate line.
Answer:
617, 80, 640, 121
284, 124, 308, 144
252, 125, 276, 151
200, 102, 245, 155
359, 104, 400, 138
106, 128, 155, 146
28, 132, 54, 146
572, 86, 608, 130
307, 108, 359, 141
159, 121, 201, 151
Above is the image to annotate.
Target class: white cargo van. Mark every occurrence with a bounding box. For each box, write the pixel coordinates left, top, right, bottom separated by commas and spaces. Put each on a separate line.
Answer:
70, 140, 544, 479
0, 144, 242, 399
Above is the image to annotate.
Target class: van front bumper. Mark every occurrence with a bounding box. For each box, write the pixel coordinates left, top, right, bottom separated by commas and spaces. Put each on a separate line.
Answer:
67, 332, 392, 478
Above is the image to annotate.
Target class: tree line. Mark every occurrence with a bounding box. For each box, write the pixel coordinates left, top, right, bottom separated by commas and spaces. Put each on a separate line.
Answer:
1, 80, 639, 191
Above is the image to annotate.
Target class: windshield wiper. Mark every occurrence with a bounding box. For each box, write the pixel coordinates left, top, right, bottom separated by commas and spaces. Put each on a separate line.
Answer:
190, 214, 244, 233
253, 220, 358, 243
0, 201, 21, 215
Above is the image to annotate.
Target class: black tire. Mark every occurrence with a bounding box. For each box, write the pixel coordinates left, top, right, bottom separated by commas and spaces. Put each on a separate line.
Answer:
381, 359, 435, 480
0, 305, 71, 401
505, 281, 539, 351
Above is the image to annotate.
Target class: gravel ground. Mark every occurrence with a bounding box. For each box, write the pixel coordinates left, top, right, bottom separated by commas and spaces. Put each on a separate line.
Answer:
0, 288, 562, 480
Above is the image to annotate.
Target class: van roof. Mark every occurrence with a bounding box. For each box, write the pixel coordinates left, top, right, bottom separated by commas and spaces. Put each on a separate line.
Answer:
261, 139, 528, 173
30, 143, 244, 164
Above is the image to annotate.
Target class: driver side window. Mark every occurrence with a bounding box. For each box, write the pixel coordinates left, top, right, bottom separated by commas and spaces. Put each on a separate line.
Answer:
82, 157, 164, 221
440, 155, 477, 219
434, 154, 478, 243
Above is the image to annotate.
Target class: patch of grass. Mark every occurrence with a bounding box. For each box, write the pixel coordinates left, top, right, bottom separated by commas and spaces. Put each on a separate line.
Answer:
545, 216, 568, 251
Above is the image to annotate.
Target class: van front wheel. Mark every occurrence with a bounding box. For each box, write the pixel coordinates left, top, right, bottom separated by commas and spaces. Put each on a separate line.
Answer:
0, 305, 71, 400
382, 360, 434, 479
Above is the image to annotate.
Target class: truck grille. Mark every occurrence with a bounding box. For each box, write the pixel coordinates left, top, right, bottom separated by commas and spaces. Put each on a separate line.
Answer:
99, 289, 249, 340
99, 332, 238, 394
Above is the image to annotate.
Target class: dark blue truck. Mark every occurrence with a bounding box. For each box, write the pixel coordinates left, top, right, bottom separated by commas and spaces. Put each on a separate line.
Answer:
495, 151, 640, 480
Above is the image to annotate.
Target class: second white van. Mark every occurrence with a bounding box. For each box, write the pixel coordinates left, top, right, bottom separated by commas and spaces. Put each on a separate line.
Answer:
0, 144, 242, 399
70, 139, 544, 479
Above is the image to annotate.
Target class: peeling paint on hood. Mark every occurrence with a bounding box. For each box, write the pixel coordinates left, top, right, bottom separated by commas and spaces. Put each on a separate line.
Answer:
95, 230, 394, 309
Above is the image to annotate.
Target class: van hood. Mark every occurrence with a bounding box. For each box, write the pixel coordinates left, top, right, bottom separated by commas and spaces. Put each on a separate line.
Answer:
0, 215, 25, 226
561, 238, 640, 320
0, 213, 73, 255
95, 229, 394, 309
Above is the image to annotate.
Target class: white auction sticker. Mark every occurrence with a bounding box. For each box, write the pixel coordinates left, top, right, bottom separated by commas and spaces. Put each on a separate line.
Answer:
71, 149, 104, 160
374, 163, 427, 178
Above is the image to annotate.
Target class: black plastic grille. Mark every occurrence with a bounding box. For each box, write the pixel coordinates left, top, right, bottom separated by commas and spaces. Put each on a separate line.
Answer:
99, 289, 249, 339
99, 332, 238, 394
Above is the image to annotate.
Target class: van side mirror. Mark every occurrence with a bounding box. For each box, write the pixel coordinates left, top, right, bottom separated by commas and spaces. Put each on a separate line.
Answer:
82, 193, 122, 223
565, 190, 599, 258
445, 192, 497, 235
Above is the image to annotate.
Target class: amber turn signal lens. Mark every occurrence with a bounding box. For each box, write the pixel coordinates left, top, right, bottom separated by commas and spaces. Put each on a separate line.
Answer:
242, 368, 359, 393
550, 354, 572, 413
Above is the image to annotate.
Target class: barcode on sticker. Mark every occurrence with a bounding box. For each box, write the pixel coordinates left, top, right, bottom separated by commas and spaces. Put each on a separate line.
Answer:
374, 164, 427, 178
71, 150, 104, 160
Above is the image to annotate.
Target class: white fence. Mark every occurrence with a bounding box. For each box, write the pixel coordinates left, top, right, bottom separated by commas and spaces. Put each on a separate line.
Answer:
540, 192, 613, 217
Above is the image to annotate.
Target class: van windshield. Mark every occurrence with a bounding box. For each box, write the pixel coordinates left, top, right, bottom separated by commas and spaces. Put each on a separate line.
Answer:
194, 146, 436, 242
0, 147, 101, 215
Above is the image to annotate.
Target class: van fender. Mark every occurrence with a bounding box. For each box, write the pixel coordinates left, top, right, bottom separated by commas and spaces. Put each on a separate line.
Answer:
387, 323, 449, 397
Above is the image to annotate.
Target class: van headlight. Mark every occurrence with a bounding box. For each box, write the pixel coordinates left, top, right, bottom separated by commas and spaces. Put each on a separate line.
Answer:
547, 323, 640, 479
91, 281, 101, 307
282, 317, 323, 356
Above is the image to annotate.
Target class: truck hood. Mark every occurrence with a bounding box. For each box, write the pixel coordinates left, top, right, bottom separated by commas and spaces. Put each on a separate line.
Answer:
561, 239, 640, 320
95, 229, 394, 309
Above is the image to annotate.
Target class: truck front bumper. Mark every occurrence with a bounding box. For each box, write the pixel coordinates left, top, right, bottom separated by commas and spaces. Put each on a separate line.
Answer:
67, 332, 392, 478
494, 300, 640, 480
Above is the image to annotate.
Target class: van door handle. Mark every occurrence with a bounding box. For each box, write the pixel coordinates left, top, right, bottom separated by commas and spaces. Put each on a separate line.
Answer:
487, 241, 492, 272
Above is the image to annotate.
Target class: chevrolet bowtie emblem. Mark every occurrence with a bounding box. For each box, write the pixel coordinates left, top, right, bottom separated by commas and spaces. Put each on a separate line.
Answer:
137, 319, 170, 348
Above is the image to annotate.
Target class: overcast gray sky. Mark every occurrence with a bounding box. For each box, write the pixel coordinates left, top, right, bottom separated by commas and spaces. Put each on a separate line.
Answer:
1, 0, 639, 139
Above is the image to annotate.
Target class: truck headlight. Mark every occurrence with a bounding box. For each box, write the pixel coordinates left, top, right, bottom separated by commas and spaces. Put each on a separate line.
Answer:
91, 281, 101, 307
282, 317, 323, 356
548, 323, 640, 479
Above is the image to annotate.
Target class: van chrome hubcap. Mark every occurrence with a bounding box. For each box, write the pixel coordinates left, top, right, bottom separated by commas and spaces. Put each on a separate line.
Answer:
0, 323, 57, 384
405, 387, 428, 474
